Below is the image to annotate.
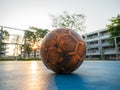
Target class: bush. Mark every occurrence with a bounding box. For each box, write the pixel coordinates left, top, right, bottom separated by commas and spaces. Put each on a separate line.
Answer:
0, 58, 41, 61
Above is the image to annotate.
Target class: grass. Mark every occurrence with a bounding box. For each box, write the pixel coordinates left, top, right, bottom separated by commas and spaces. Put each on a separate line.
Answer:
0, 58, 41, 61
0, 58, 119, 61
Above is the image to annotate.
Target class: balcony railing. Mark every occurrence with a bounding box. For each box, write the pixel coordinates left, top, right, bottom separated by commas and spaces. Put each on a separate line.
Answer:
86, 38, 98, 42
89, 44, 99, 48
101, 43, 113, 46
99, 34, 110, 39
104, 49, 116, 54
86, 51, 100, 55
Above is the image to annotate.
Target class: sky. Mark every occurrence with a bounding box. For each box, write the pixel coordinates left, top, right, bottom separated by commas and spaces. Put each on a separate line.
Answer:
0, 0, 120, 33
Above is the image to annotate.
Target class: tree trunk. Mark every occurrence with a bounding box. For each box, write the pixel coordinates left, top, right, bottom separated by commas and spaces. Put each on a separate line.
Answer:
34, 50, 36, 59
0, 27, 3, 57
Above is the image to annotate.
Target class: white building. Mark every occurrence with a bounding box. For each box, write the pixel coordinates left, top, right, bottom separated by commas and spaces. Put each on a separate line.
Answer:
21, 29, 120, 60
21, 49, 41, 58
82, 29, 120, 60
29, 50, 40, 58
0, 43, 8, 57
0, 29, 6, 57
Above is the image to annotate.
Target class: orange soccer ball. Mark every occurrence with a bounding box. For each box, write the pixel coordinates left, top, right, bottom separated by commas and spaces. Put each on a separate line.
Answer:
40, 28, 86, 74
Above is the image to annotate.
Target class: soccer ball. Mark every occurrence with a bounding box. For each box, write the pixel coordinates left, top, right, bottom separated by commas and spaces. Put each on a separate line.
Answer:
40, 28, 86, 74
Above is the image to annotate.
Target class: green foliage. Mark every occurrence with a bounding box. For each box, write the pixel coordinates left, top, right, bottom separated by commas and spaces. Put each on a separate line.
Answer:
50, 11, 86, 32
30, 27, 49, 38
0, 29, 9, 57
107, 14, 120, 50
0, 58, 41, 61
25, 27, 49, 43
24, 43, 33, 57
23, 27, 49, 57
0, 58, 15, 61
107, 15, 120, 42
2, 30, 9, 41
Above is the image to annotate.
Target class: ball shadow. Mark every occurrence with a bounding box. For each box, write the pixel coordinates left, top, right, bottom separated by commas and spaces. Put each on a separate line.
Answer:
47, 73, 86, 90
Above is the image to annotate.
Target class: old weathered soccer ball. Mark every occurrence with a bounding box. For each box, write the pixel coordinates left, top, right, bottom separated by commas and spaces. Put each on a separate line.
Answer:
40, 28, 86, 74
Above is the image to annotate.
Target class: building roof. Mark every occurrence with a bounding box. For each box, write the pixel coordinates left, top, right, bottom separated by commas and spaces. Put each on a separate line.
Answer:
83, 28, 107, 35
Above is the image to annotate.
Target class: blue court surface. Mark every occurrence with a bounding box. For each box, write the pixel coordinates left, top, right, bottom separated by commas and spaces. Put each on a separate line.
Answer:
0, 61, 120, 90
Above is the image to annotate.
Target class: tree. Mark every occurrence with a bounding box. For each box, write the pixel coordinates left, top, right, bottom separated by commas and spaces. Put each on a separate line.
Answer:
107, 15, 120, 39
11, 35, 24, 57
107, 14, 120, 50
2, 30, 9, 41
0, 27, 9, 57
24, 43, 32, 57
24, 27, 49, 58
50, 11, 86, 33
